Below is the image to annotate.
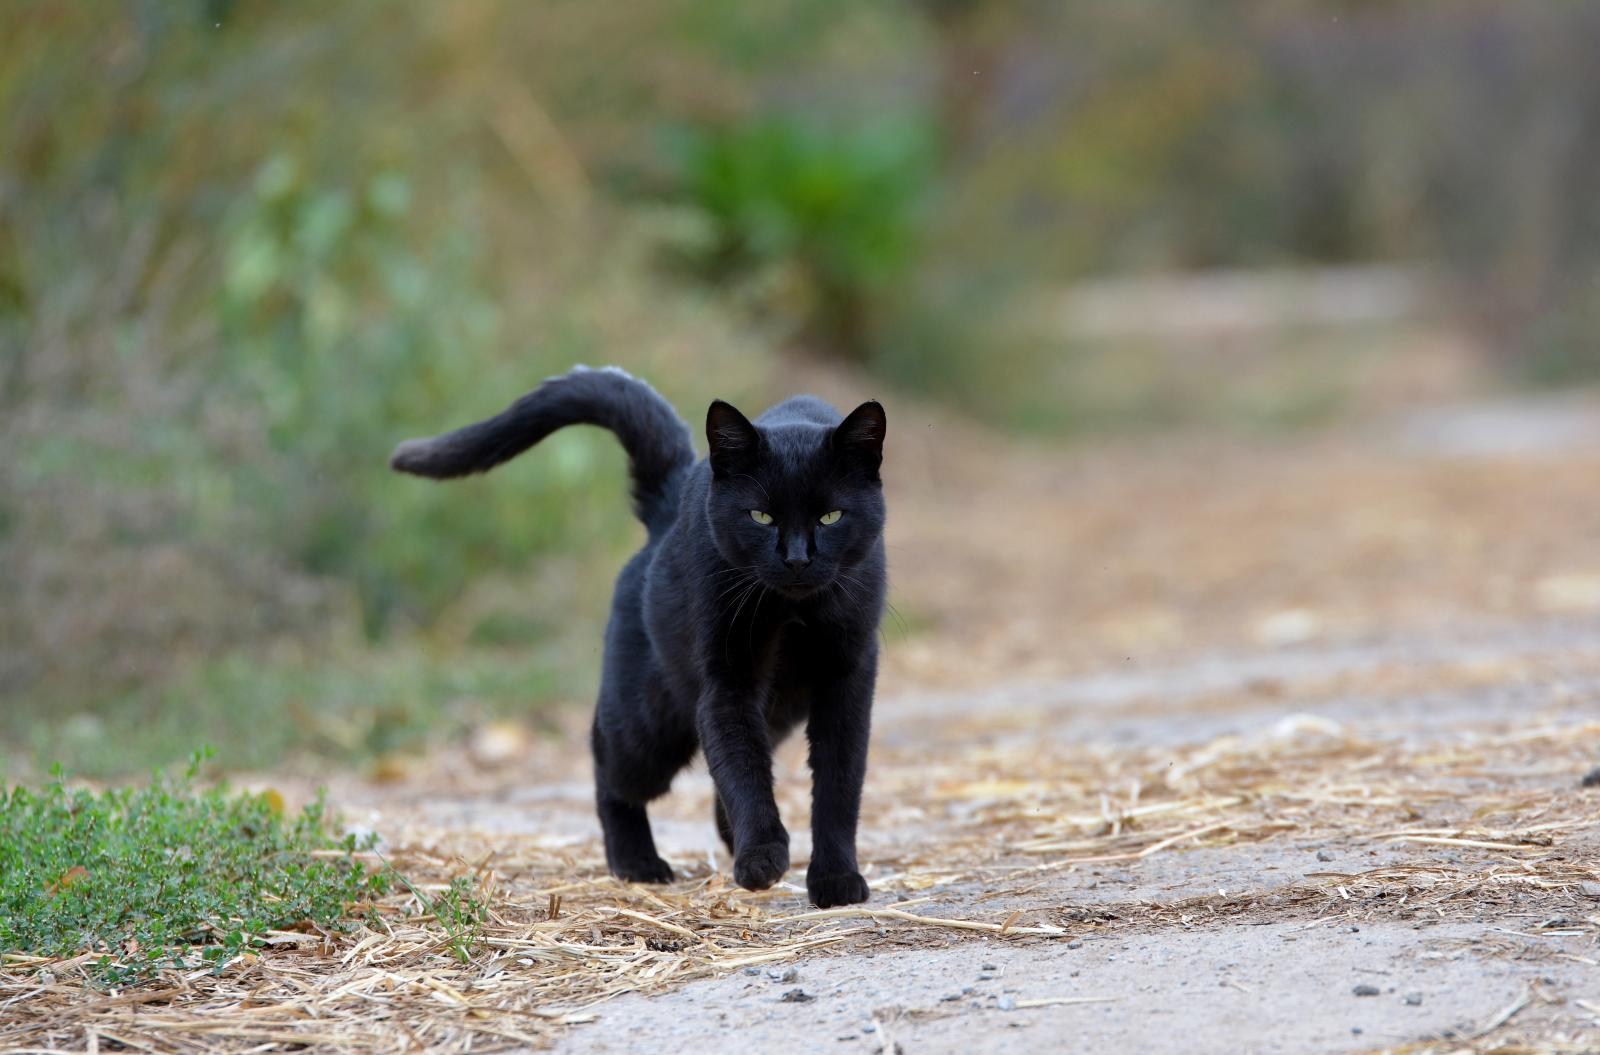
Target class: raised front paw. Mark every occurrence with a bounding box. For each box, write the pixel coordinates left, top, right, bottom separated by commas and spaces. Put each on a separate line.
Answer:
807, 870, 869, 908
733, 841, 790, 891
612, 855, 675, 884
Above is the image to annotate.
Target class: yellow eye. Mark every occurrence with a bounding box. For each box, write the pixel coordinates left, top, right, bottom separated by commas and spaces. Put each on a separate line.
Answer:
819, 510, 842, 525
749, 510, 774, 525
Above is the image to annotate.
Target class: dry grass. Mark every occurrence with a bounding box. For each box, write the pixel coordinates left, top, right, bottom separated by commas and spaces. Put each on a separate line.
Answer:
4, 692, 1596, 1053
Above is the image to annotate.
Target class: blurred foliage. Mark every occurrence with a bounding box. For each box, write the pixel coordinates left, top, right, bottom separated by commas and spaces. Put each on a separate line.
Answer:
663, 117, 934, 360
902, 1, 1600, 394
0, 0, 773, 774
3, 0, 1599, 774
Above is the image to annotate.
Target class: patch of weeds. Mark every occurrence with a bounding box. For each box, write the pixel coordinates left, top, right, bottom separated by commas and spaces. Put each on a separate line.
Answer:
393, 873, 487, 964
0, 750, 390, 984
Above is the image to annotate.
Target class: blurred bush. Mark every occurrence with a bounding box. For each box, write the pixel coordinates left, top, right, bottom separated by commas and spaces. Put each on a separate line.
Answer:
4, 0, 1600, 772
0, 1, 774, 770
663, 117, 934, 360
909, 2, 1600, 390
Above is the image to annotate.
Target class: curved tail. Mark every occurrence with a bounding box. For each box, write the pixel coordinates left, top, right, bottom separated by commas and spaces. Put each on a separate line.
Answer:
390, 365, 695, 533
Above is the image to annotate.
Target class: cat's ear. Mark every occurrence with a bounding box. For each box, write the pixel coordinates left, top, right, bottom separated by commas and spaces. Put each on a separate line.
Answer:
706, 400, 761, 477
832, 400, 886, 477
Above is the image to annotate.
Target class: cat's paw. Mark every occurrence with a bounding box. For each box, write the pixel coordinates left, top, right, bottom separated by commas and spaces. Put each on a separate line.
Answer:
733, 842, 790, 891
807, 870, 870, 908
612, 855, 675, 884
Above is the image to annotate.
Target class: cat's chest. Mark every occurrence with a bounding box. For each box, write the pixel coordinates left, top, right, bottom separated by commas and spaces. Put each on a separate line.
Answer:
762, 620, 818, 726
749, 614, 812, 677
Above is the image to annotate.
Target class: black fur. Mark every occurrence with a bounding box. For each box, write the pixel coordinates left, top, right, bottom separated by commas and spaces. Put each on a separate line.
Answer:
392, 366, 887, 908
390, 364, 694, 536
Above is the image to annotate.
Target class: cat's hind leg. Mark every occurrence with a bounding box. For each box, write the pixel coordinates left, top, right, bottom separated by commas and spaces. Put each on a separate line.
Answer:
590, 680, 695, 884
597, 791, 674, 883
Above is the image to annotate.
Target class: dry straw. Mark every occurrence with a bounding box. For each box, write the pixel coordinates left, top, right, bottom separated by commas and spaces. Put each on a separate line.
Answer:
4, 711, 1597, 1053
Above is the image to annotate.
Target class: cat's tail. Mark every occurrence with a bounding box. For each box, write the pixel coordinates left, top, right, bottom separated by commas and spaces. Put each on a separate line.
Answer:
390, 365, 695, 532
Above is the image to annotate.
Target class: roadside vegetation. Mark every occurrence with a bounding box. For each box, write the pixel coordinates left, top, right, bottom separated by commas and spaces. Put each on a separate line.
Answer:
0, 751, 485, 985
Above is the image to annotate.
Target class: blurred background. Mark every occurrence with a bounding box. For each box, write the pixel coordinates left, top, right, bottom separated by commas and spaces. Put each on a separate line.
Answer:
4, 0, 1599, 778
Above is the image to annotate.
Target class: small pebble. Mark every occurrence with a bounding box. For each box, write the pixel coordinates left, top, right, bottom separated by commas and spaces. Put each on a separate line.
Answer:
1404, 992, 1423, 1006
1348, 926, 1360, 933
978, 973, 995, 981
780, 988, 814, 1003
981, 963, 998, 971
862, 1023, 877, 1034
743, 967, 761, 977
1067, 940, 1083, 950
1316, 850, 1336, 862
1353, 984, 1380, 997
1352, 1027, 1363, 1035
998, 995, 1017, 1011
768, 967, 799, 983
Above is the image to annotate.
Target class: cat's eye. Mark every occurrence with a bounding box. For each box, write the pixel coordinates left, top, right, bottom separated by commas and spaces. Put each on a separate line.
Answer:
749, 510, 774, 525
819, 510, 842, 525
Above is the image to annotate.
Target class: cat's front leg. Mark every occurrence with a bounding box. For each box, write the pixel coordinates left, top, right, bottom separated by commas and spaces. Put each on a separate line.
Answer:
805, 657, 875, 908
697, 682, 790, 890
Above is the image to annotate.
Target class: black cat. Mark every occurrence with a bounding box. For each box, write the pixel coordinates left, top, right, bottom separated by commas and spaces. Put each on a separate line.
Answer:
391, 366, 886, 908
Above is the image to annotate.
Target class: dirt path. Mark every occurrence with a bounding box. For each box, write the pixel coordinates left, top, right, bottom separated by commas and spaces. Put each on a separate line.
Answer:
324, 615, 1598, 1054
297, 394, 1600, 1054
535, 620, 1600, 1054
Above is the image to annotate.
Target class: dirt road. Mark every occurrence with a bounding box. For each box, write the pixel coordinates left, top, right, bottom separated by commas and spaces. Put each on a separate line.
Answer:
339, 616, 1598, 1055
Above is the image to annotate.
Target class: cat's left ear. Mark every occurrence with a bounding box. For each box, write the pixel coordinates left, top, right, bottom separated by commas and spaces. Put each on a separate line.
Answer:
832, 400, 886, 478
706, 399, 761, 478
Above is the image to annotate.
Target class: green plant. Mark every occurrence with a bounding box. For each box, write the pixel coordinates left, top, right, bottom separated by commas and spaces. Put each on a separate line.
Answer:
392, 873, 487, 964
667, 116, 933, 359
0, 750, 390, 984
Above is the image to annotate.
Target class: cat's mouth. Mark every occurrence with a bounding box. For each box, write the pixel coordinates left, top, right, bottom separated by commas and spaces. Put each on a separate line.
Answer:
767, 572, 827, 599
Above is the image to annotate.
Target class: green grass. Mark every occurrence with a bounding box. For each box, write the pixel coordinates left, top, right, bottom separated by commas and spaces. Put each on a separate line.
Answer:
0, 752, 396, 984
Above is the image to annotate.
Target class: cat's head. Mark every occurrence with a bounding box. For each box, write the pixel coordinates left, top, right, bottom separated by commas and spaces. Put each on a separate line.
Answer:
703, 398, 885, 599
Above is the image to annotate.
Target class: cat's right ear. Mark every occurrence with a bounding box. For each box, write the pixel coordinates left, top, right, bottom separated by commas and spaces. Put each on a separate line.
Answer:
706, 400, 760, 477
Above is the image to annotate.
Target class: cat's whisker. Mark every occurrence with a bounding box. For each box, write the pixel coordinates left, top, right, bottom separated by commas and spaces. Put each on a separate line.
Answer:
828, 573, 895, 646
746, 584, 769, 652
706, 566, 760, 589
711, 571, 760, 606
732, 473, 772, 503
835, 570, 907, 638
884, 601, 909, 637
726, 580, 762, 628
722, 579, 764, 663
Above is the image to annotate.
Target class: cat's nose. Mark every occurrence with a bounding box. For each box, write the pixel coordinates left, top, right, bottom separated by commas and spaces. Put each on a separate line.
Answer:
784, 556, 811, 572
